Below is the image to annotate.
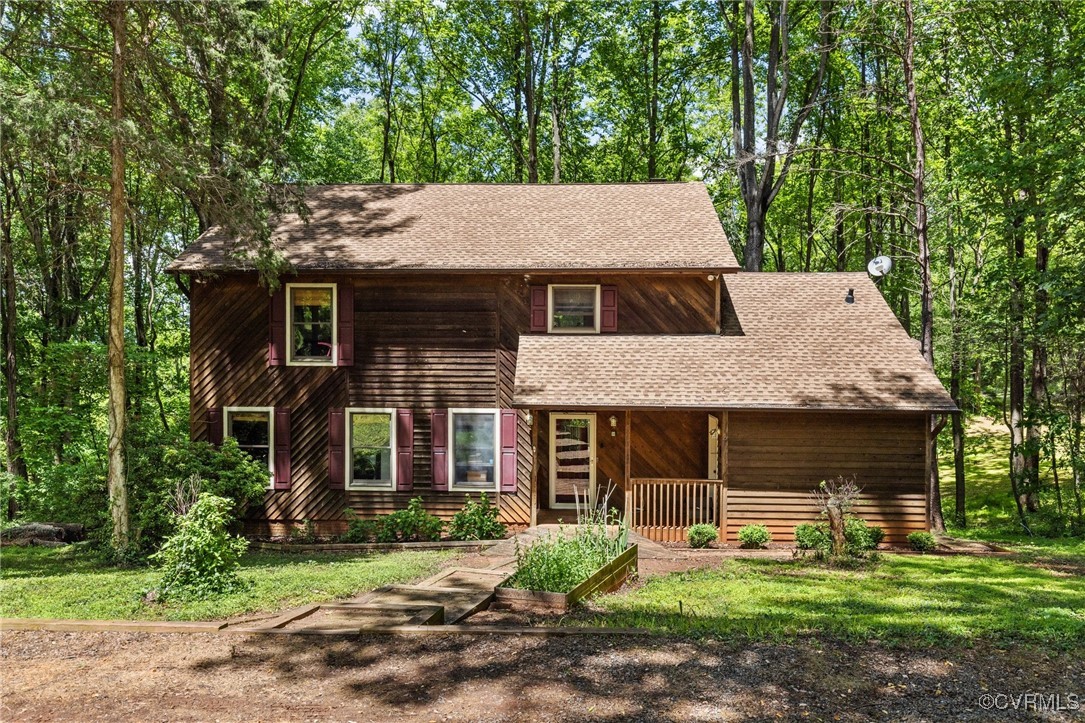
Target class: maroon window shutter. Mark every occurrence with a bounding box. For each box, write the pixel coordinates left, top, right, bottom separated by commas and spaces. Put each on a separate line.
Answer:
337, 283, 354, 367
207, 407, 223, 446
529, 285, 548, 332
430, 409, 448, 491
269, 288, 286, 366
273, 408, 292, 490
328, 408, 345, 490
600, 285, 618, 333
499, 409, 518, 493
396, 409, 414, 491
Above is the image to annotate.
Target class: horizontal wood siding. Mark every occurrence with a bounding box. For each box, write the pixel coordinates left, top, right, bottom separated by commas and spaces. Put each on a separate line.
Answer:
726, 411, 928, 543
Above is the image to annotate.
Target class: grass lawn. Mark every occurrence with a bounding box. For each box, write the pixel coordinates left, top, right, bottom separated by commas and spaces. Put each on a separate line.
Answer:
0, 545, 453, 621
584, 554, 1085, 648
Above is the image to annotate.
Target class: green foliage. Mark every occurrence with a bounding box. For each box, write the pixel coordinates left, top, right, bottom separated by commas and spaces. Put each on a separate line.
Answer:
737, 524, 772, 549
375, 497, 443, 543
794, 519, 882, 558
289, 519, 317, 544
130, 438, 270, 557
151, 494, 249, 601
340, 511, 381, 543
1, 545, 452, 621
686, 524, 718, 549
447, 494, 507, 541
908, 531, 938, 552
512, 507, 630, 593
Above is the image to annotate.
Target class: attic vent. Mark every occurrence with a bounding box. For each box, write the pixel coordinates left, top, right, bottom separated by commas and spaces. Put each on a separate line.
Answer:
845, 288, 855, 304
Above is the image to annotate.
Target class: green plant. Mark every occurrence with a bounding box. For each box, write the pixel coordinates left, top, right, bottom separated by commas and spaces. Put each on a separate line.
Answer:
289, 519, 316, 544
908, 531, 938, 552
151, 494, 249, 601
340, 510, 380, 543
686, 524, 718, 549
447, 493, 507, 541
795, 519, 881, 558
794, 522, 830, 552
866, 525, 885, 547
737, 524, 771, 549
377, 497, 443, 542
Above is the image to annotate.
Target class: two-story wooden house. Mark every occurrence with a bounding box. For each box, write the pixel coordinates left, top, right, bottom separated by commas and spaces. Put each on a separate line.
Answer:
168, 182, 956, 543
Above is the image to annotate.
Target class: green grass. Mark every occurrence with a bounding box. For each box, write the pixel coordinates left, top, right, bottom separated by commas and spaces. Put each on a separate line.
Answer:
584, 555, 1085, 647
0, 545, 453, 621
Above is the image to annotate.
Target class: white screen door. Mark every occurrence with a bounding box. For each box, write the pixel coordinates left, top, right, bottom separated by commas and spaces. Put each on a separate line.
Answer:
549, 414, 596, 509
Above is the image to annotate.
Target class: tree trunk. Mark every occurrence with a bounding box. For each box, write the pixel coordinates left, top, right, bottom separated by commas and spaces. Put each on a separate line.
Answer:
648, 0, 660, 179
107, 0, 129, 554
744, 207, 765, 272
1, 175, 27, 519
949, 241, 966, 527
826, 502, 845, 557
1024, 223, 1049, 511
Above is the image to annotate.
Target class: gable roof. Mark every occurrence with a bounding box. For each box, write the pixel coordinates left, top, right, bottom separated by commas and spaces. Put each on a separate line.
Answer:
513, 272, 957, 412
168, 182, 739, 273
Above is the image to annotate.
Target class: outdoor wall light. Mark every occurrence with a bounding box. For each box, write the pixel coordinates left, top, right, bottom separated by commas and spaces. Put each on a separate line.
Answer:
525, 411, 534, 427
609, 415, 618, 436
845, 288, 855, 304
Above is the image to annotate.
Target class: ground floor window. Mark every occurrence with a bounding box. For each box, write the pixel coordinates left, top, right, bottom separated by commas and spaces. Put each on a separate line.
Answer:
449, 409, 499, 492
224, 407, 274, 487
347, 409, 396, 490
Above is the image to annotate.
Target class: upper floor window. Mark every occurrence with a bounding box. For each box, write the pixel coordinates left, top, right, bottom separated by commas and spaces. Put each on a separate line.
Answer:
548, 284, 600, 333
287, 283, 336, 365
348, 409, 396, 490
224, 407, 274, 488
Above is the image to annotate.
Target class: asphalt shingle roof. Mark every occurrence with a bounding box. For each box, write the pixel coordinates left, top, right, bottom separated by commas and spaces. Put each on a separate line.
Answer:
168, 183, 739, 272
512, 272, 957, 412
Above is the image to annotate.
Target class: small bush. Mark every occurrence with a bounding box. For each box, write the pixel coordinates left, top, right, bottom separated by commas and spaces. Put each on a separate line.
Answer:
289, 519, 316, 544
737, 524, 771, 549
686, 524, 719, 548
341, 511, 380, 543
447, 493, 507, 541
908, 531, 938, 552
794, 522, 830, 551
866, 525, 885, 548
377, 497, 443, 542
151, 493, 249, 601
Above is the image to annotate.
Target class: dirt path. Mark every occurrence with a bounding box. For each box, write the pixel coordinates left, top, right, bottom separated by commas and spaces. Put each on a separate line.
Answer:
2, 630, 1081, 722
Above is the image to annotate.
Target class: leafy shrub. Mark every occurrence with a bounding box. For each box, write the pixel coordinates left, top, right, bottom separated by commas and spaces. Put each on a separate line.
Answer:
151, 494, 249, 600
737, 524, 772, 549
340, 511, 380, 543
512, 503, 629, 593
794, 522, 830, 551
376, 497, 443, 542
794, 519, 881, 558
908, 531, 938, 552
686, 524, 718, 548
133, 438, 270, 556
447, 493, 507, 541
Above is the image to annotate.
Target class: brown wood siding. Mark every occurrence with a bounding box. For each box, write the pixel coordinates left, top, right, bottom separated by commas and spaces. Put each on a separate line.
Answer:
726, 411, 928, 543
630, 410, 708, 480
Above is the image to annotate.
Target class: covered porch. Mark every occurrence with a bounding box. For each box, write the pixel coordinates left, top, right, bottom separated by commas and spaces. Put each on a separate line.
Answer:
528, 408, 727, 542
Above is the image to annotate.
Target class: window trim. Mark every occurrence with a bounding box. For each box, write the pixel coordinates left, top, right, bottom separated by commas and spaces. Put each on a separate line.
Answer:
447, 408, 501, 493
285, 282, 338, 366
547, 284, 601, 334
344, 407, 397, 491
223, 406, 275, 489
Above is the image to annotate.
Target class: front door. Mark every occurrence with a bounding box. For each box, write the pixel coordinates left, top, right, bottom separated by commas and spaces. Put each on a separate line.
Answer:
549, 413, 596, 510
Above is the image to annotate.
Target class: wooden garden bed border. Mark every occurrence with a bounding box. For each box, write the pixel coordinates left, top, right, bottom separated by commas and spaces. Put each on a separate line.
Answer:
495, 544, 639, 613
249, 539, 503, 554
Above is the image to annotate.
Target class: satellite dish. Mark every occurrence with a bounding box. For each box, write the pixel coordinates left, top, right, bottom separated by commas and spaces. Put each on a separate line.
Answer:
867, 255, 893, 277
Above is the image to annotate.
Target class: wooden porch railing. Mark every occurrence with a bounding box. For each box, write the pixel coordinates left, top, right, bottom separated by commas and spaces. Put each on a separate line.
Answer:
625, 478, 727, 542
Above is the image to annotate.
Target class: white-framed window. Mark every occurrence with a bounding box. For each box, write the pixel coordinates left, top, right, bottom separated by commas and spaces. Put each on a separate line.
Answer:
224, 407, 274, 488
548, 284, 601, 333
448, 408, 500, 492
346, 408, 396, 491
286, 283, 337, 365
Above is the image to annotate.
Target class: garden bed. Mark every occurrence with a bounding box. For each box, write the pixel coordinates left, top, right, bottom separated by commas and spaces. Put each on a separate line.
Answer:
495, 544, 638, 613
249, 539, 502, 554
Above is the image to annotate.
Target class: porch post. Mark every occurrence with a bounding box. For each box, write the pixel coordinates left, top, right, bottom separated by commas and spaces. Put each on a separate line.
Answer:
623, 410, 632, 524
530, 409, 539, 528
719, 410, 729, 542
